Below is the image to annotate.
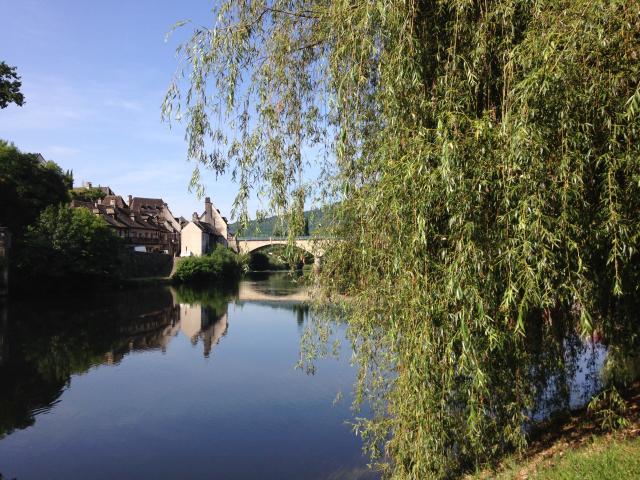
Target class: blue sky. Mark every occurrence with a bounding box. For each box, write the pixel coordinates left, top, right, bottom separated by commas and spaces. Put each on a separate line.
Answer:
0, 0, 252, 219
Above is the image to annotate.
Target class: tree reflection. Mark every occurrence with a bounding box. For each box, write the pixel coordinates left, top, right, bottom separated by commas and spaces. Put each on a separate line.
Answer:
0, 284, 237, 438
300, 301, 638, 472
0, 276, 316, 440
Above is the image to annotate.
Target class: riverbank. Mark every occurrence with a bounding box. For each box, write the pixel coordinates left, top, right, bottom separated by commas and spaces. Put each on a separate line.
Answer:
471, 382, 640, 479
481, 435, 640, 480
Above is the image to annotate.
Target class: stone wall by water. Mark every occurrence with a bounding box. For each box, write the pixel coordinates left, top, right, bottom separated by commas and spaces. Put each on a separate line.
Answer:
121, 251, 174, 278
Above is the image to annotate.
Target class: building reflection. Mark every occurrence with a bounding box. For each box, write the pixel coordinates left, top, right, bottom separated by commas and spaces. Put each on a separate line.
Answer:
101, 288, 232, 364
102, 303, 181, 365
0, 276, 310, 439
180, 304, 228, 358
0, 285, 232, 438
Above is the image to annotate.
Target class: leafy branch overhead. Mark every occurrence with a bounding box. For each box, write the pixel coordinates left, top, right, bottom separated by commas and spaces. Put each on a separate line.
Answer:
166, 1, 640, 478
0, 61, 25, 109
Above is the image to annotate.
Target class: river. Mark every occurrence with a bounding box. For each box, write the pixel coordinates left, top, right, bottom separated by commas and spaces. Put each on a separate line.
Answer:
0, 273, 376, 480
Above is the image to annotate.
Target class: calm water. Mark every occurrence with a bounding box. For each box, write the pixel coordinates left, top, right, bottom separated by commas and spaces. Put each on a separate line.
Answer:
0, 274, 375, 480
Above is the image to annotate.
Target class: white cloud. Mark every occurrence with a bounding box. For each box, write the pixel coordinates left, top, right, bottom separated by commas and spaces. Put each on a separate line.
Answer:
45, 145, 82, 159
104, 98, 144, 112
0, 76, 96, 132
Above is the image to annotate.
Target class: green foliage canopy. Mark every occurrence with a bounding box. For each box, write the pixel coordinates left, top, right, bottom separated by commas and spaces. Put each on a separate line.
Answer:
0, 140, 72, 236
165, 1, 640, 477
69, 187, 107, 203
0, 62, 25, 109
230, 208, 327, 238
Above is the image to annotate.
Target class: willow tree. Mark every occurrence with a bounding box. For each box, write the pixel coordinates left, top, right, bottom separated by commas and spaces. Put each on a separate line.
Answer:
164, 1, 640, 477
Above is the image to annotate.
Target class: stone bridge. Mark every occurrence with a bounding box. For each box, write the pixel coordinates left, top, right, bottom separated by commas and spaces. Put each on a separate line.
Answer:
233, 236, 326, 259
231, 236, 334, 271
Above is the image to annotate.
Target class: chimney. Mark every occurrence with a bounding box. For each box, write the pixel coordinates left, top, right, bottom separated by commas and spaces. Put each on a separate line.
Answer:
128, 195, 133, 207
204, 197, 213, 223
192, 212, 199, 221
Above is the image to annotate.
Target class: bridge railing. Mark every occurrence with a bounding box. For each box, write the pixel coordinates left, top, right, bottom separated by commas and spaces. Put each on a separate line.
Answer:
235, 236, 314, 241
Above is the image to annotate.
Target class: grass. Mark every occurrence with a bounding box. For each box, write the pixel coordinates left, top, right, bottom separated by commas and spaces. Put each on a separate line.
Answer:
536, 436, 640, 479
486, 435, 640, 480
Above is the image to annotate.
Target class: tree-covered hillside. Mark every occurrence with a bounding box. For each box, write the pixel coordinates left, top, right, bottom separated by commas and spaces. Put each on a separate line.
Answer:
229, 208, 329, 238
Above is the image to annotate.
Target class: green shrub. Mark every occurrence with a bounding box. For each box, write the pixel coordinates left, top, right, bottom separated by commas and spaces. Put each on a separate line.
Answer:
588, 387, 631, 431
69, 187, 107, 203
15, 204, 122, 283
172, 247, 242, 283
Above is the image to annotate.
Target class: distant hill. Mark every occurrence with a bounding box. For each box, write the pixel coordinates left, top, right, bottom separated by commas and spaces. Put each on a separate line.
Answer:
229, 207, 331, 238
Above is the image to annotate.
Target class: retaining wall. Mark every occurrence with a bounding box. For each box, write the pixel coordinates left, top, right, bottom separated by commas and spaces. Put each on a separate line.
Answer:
121, 251, 174, 278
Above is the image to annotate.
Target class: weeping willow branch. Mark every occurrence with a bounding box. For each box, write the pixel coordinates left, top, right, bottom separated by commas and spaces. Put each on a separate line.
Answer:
164, 1, 640, 477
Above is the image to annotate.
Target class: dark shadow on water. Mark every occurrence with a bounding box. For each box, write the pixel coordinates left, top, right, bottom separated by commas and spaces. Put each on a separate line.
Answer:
0, 273, 377, 480
0, 286, 183, 438
0, 282, 250, 438
0, 274, 310, 439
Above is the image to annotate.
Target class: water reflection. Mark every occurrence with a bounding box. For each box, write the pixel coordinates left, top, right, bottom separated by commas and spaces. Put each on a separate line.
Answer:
0, 271, 621, 480
0, 283, 249, 438
0, 300, 7, 368
178, 304, 228, 357
0, 274, 374, 480
531, 335, 607, 422
173, 285, 234, 358
1, 287, 175, 439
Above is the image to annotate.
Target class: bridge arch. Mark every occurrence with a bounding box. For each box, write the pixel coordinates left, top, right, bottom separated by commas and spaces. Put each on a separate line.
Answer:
234, 237, 325, 259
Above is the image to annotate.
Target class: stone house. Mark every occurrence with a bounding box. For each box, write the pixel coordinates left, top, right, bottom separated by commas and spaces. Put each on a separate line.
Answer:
128, 196, 182, 253
180, 198, 232, 256
71, 188, 182, 255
